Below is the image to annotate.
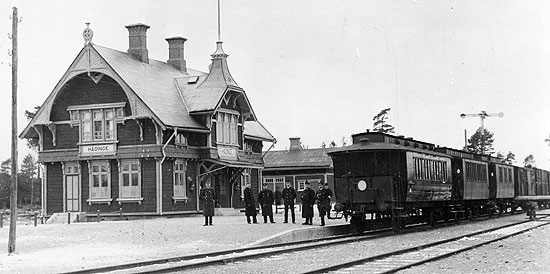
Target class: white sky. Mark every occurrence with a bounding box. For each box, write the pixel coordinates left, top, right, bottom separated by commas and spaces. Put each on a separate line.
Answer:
0, 0, 549, 169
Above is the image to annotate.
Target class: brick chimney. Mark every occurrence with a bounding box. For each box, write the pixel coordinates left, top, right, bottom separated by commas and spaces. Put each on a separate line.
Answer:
289, 137, 302, 151
166, 37, 187, 73
125, 23, 150, 63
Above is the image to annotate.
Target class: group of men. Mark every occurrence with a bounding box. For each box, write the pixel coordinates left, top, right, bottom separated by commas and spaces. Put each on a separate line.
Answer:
199, 179, 333, 227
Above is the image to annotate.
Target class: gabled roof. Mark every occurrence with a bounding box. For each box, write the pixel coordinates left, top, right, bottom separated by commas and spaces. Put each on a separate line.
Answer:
21, 39, 274, 142
264, 148, 333, 169
243, 121, 274, 142
94, 45, 205, 129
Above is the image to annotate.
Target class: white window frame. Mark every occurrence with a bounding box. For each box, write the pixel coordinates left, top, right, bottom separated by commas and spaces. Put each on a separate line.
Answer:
173, 160, 188, 202
117, 159, 143, 204
174, 133, 187, 146
263, 176, 285, 191
68, 102, 125, 144
215, 110, 239, 146
87, 160, 112, 205
296, 179, 320, 191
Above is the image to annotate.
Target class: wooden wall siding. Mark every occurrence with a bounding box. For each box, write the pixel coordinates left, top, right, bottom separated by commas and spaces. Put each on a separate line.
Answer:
211, 123, 217, 146
188, 132, 207, 147
50, 74, 130, 121
245, 140, 263, 153
118, 119, 156, 146
42, 124, 79, 150
161, 130, 207, 147
238, 126, 243, 149
46, 162, 63, 215
162, 129, 174, 144
162, 160, 198, 212
140, 159, 158, 212
82, 159, 157, 213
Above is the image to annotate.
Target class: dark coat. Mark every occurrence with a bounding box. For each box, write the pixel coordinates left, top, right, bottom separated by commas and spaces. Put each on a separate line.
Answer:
243, 187, 257, 217
274, 190, 282, 205
316, 188, 332, 217
282, 187, 297, 205
301, 187, 316, 218
258, 188, 275, 216
199, 187, 216, 217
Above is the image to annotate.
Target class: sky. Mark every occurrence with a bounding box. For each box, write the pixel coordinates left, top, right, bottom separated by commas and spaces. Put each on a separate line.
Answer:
0, 0, 549, 169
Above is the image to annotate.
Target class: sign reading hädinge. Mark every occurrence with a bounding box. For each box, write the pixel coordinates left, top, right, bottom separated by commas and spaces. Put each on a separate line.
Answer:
218, 145, 238, 160
80, 143, 116, 156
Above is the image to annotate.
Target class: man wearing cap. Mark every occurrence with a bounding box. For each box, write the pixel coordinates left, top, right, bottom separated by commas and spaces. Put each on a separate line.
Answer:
243, 182, 258, 224
316, 182, 332, 226
301, 180, 316, 225
282, 182, 297, 223
199, 180, 216, 226
258, 183, 276, 223
323, 183, 334, 219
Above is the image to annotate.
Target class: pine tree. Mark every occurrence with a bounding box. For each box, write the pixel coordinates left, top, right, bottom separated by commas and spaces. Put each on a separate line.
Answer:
523, 154, 535, 168
372, 108, 395, 133
464, 127, 495, 155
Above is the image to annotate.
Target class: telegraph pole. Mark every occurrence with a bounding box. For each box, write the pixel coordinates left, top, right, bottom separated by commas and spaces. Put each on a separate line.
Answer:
9, 6, 19, 254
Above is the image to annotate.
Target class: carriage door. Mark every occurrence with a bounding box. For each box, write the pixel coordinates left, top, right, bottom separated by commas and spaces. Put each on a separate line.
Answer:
64, 162, 80, 212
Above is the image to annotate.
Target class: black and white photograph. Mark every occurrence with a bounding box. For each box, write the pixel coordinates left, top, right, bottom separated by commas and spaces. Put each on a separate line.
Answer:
1, 1, 550, 273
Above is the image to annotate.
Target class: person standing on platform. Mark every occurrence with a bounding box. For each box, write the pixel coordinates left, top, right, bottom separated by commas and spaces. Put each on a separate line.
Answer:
274, 187, 282, 214
301, 181, 316, 225
243, 182, 258, 224
282, 182, 297, 223
323, 182, 334, 219
199, 180, 216, 226
258, 183, 276, 223
316, 182, 331, 226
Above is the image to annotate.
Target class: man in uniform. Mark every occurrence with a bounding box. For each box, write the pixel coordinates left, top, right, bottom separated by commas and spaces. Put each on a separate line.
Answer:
258, 183, 276, 223
323, 182, 334, 219
243, 182, 258, 224
199, 180, 216, 226
282, 182, 297, 223
301, 181, 316, 225
316, 182, 332, 226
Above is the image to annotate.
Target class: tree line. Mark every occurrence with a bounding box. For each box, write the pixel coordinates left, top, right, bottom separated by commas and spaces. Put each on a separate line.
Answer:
0, 154, 40, 209
321, 107, 541, 168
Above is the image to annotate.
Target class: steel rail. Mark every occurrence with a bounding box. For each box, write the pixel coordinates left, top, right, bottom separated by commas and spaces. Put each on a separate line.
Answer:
304, 216, 550, 274
62, 210, 531, 274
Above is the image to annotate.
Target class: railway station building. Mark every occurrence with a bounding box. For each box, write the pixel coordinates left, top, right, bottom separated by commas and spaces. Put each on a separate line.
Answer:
20, 23, 275, 220
263, 137, 334, 204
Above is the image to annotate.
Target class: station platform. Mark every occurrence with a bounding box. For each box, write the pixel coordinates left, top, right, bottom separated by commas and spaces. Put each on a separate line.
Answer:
0, 210, 346, 274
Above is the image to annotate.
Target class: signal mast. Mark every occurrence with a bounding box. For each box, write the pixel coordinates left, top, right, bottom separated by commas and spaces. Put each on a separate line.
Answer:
460, 111, 503, 154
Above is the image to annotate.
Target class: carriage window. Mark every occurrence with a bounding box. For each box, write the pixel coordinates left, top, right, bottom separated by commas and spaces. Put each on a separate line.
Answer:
413, 157, 448, 182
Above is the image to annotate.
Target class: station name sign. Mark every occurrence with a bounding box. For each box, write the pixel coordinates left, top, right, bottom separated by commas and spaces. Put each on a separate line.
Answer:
218, 145, 238, 160
80, 143, 116, 156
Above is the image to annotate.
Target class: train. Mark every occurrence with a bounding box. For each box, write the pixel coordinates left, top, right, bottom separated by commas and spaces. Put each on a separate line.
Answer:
327, 131, 550, 231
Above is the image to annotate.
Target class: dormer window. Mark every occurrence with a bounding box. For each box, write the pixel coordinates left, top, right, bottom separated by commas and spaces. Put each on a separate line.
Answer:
215, 110, 239, 146
68, 102, 125, 143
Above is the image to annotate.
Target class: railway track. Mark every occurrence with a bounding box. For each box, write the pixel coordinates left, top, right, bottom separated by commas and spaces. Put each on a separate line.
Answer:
64, 211, 536, 274
306, 214, 550, 274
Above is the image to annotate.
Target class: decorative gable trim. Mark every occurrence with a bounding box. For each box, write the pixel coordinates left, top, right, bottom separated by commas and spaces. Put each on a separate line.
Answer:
20, 44, 164, 139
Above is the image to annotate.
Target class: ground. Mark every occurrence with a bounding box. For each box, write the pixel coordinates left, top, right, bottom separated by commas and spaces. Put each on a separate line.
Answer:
1, 211, 549, 274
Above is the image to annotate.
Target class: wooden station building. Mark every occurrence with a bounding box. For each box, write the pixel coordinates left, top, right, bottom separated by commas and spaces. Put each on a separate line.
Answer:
263, 137, 334, 203
20, 23, 275, 219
